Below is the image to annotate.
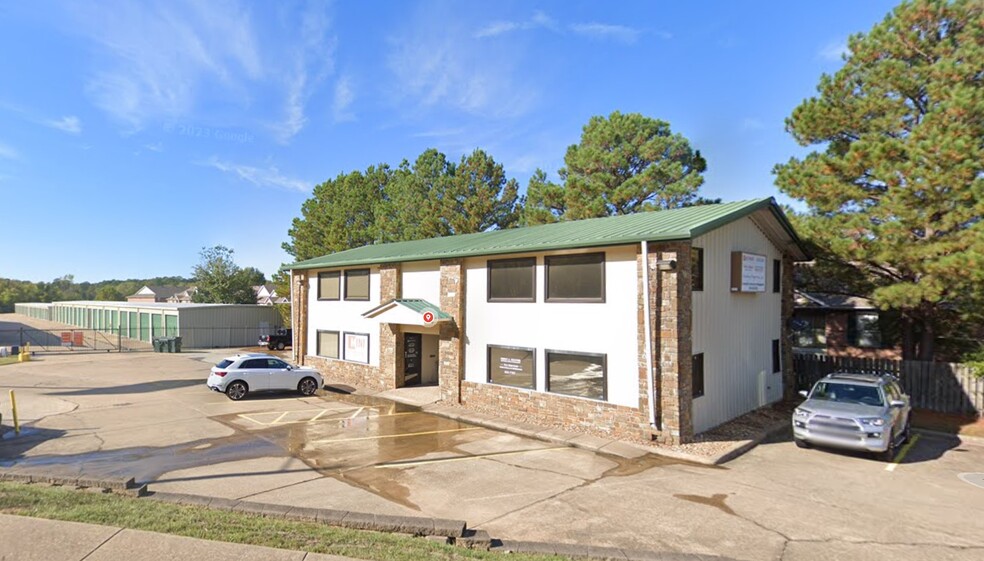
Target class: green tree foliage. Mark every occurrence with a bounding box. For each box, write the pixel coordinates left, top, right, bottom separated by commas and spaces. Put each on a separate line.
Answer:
283, 166, 388, 261
0, 275, 194, 312
774, 0, 984, 360
192, 246, 264, 305
521, 111, 709, 224
284, 148, 520, 259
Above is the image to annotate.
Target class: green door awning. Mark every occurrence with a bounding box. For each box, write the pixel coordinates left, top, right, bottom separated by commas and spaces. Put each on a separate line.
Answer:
362, 299, 452, 326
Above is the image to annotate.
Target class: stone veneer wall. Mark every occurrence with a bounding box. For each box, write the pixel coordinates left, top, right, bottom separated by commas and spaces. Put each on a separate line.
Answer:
460, 382, 648, 441
291, 270, 309, 365
651, 241, 694, 444
438, 259, 465, 403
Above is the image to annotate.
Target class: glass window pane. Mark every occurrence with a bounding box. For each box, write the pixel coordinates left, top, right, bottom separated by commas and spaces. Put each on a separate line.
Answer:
692, 247, 704, 291
318, 331, 339, 359
319, 272, 340, 300
345, 269, 370, 300
546, 253, 604, 301
488, 345, 535, 389
488, 258, 535, 301
547, 350, 606, 400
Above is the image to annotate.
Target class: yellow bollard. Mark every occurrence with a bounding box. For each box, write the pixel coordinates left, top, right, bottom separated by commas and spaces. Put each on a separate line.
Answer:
9, 389, 19, 435
18, 343, 30, 362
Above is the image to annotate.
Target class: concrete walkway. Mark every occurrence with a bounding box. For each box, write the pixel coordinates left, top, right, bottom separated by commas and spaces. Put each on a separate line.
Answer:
0, 513, 356, 561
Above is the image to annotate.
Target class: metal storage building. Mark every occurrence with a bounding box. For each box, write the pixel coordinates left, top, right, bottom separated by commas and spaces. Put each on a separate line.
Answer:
44, 301, 283, 348
14, 303, 53, 321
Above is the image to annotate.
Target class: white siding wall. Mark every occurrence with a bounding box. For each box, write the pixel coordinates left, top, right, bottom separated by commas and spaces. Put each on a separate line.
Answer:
401, 260, 441, 304
464, 245, 640, 408
306, 267, 382, 366
692, 217, 784, 433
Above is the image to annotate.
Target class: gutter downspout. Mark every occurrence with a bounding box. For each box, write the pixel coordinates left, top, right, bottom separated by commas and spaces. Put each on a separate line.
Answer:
642, 241, 657, 428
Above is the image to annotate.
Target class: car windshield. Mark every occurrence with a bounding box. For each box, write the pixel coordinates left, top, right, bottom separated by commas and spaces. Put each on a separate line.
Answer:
216, 359, 234, 368
810, 382, 884, 406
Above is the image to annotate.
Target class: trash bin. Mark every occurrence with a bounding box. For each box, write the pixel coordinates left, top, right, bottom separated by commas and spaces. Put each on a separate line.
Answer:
172, 336, 182, 353
152, 338, 164, 353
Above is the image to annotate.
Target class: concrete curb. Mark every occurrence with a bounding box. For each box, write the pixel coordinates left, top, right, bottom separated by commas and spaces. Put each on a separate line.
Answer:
1, 475, 739, 560
143, 490, 468, 538
0, 469, 146, 496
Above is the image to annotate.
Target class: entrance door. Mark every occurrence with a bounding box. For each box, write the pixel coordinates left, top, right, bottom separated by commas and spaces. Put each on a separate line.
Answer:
403, 333, 422, 386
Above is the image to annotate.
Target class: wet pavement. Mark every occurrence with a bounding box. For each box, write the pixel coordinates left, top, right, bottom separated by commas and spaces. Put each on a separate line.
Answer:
2, 347, 984, 561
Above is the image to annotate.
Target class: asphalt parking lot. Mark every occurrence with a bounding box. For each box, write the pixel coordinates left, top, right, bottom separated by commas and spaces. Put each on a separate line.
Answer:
1, 348, 983, 561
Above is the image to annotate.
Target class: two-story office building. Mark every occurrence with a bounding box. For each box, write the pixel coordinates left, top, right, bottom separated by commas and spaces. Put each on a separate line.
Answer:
286, 198, 810, 443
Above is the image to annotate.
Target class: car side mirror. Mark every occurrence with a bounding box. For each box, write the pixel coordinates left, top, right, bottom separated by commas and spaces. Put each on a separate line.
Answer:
798, 390, 809, 398
286, 365, 292, 371
889, 400, 905, 408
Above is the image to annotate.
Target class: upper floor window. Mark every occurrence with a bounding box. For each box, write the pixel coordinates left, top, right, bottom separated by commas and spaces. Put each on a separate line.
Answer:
545, 253, 605, 302
318, 271, 340, 300
344, 269, 370, 301
773, 259, 781, 293
488, 257, 536, 302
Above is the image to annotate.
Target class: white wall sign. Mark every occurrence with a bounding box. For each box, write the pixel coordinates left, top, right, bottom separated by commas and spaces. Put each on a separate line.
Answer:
731, 251, 767, 293
343, 332, 370, 363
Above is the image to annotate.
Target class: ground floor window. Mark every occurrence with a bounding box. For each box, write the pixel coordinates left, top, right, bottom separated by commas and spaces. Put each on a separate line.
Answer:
692, 353, 705, 398
343, 332, 370, 363
317, 330, 339, 359
546, 350, 606, 401
488, 345, 535, 389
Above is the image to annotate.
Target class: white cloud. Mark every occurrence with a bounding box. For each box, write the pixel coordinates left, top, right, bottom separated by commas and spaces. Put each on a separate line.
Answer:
0, 141, 19, 160
272, 3, 336, 143
411, 127, 465, 138
204, 156, 310, 192
44, 116, 82, 134
388, 20, 536, 118
819, 39, 849, 62
73, 0, 264, 130
474, 10, 556, 38
332, 75, 355, 123
569, 23, 641, 44
144, 142, 163, 152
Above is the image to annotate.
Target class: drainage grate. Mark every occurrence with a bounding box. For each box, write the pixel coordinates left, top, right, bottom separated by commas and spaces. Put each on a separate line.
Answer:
958, 473, 984, 489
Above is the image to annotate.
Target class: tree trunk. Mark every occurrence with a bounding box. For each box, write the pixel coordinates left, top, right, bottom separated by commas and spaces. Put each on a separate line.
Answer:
901, 312, 916, 360
917, 313, 935, 362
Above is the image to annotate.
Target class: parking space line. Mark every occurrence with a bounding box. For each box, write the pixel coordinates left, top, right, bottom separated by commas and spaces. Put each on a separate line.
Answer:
373, 446, 570, 468
272, 411, 289, 424
308, 409, 331, 423
234, 409, 423, 427
314, 427, 483, 443
885, 434, 920, 472
348, 407, 365, 419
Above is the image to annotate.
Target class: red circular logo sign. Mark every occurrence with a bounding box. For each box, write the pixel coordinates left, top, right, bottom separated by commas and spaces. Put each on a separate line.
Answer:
422, 311, 435, 324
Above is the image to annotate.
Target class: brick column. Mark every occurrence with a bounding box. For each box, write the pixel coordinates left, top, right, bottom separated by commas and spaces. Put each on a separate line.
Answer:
781, 254, 797, 400
439, 259, 465, 403
652, 242, 694, 444
291, 270, 309, 365
636, 247, 653, 437
378, 264, 402, 389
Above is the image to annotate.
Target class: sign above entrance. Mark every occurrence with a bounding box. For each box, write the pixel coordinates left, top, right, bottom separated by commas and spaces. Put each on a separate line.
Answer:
422, 311, 435, 326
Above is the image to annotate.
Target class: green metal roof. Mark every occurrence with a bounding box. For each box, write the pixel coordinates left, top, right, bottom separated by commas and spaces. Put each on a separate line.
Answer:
288, 197, 810, 270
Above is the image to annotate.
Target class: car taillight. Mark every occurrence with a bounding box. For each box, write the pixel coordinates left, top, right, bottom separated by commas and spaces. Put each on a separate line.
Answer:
214, 371, 227, 377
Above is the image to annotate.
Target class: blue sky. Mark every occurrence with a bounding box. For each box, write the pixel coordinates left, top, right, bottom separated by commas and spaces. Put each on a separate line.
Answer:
0, 0, 897, 283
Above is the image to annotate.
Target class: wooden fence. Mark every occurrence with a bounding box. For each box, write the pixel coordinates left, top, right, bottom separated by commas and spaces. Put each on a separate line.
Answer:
793, 354, 983, 417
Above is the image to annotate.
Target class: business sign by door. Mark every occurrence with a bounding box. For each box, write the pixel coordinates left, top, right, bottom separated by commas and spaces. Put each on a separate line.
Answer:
404, 333, 422, 386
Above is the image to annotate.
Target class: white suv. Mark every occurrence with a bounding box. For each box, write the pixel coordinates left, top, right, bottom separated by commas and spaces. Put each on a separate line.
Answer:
207, 353, 323, 401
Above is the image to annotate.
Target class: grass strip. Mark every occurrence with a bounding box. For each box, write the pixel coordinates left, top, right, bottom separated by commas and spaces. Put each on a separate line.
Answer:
0, 482, 568, 561
0, 356, 19, 366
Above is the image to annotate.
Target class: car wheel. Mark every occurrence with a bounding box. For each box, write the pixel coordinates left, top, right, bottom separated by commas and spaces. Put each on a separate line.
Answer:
276, 341, 286, 351
794, 438, 810, 449
298, 377, 319, 396
877, 436, 897, 462
225, 381, 249, 401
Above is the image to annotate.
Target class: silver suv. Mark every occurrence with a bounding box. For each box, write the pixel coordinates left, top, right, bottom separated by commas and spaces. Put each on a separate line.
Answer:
792, 372, 911, 461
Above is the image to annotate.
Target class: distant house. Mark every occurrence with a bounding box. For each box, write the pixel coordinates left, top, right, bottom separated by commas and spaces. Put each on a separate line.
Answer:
127, 285, 194, 304
791, 291, 899, 359
254, 284, 289, 305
